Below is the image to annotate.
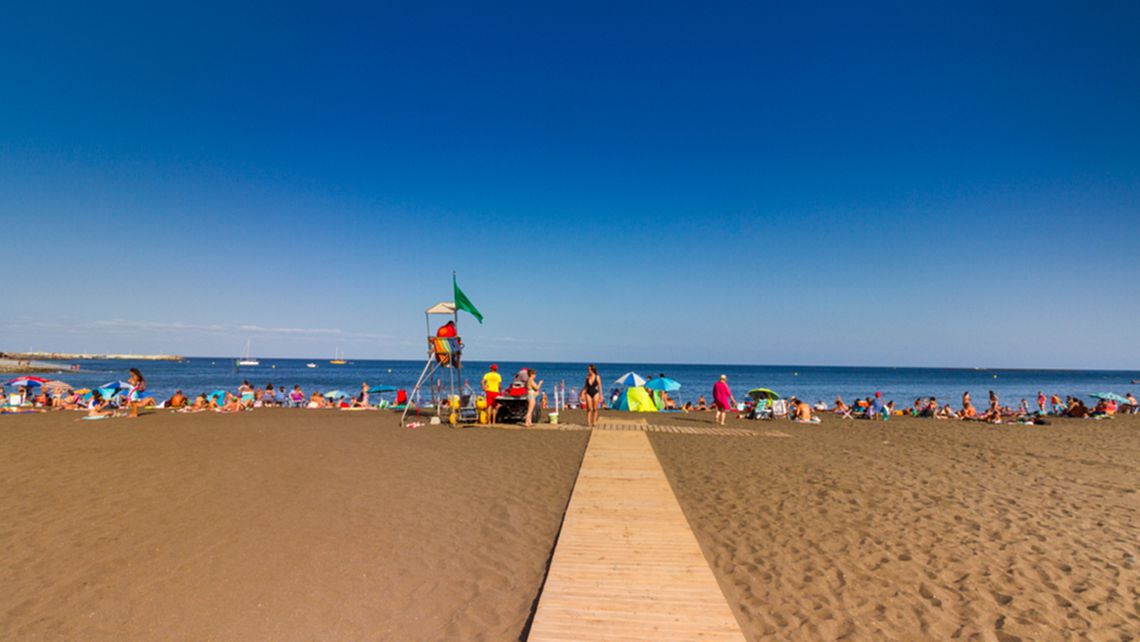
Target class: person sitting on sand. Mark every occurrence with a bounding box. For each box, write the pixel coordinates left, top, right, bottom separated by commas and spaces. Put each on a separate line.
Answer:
832, 395, 849, 414
218, 392, 244, 413
959, 400, 978, 419
58, 391, 82, 410
682, 401, 693, 412
86, 390, 115, 418
696, 395, 708, 411
352, 382, 370, 408
167, 390, 187, 409
183, 394, 208, 412
935, 404, 954, 419
662, 391, 677, 410
1090, 399, 1116, 417
867, 392, 886, 419
791, 397, 819, 424
980, 405, 1002, 423
1124, 393, 1138, 414
308, 391, 323, 408
917, 397, 937, 418
813, 400, 828, 412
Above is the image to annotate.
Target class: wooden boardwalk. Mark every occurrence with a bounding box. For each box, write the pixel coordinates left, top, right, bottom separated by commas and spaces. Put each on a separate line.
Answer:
528, 430, 746, 641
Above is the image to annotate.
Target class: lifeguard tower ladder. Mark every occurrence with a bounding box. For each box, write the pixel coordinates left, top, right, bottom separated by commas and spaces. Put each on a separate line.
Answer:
401, 301, 465, 426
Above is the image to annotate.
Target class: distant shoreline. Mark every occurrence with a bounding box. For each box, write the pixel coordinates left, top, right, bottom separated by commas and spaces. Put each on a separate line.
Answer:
1, 352, 183, 362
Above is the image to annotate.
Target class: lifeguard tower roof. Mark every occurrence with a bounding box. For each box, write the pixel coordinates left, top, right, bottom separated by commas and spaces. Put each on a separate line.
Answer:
425, 302, 455, 315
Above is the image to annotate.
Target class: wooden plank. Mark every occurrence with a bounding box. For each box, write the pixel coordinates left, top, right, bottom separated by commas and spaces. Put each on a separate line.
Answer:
528, 430, 746, 641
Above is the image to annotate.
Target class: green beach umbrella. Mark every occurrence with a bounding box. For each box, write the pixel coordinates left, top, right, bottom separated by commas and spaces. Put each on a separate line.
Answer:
747, 388, 780, 401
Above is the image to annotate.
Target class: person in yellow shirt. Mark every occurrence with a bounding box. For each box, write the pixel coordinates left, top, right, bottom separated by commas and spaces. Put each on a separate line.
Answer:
482, 364, 502, 423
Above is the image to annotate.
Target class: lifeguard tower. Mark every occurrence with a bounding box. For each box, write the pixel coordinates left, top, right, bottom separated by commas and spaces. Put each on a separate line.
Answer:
401, 301, 468, 426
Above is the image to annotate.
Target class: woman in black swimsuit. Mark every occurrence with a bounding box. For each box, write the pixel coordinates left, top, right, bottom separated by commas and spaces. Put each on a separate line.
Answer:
583, 364, 601, 427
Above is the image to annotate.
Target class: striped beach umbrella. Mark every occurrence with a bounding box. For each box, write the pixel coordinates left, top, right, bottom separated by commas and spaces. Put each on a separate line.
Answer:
613, 372, 646, 387
5, 376, 48, 387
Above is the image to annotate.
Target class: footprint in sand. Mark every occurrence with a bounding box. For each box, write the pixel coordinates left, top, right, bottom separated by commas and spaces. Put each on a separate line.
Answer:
918, 583, 943, 608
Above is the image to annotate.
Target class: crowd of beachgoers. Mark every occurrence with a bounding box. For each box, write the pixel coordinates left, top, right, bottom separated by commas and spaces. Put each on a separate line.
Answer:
5, 365, 1137, 428
780, 389, 1140, 424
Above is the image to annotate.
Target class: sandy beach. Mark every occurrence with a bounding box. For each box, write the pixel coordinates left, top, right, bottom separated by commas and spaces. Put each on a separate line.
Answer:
3, 408, 1137, 640
650, 413, 1140, 641
1, 410, 587, 641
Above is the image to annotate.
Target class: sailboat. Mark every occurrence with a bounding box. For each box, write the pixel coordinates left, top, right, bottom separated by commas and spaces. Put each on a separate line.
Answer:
236, 339, 260, 367
329, 347, 347, 365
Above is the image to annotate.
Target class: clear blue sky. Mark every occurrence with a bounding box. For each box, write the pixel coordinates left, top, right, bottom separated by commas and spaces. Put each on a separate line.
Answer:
2, 2, 1138, 368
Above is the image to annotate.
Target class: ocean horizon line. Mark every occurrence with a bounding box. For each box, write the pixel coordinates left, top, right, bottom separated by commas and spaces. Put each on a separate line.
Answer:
135, 356, 1139, 375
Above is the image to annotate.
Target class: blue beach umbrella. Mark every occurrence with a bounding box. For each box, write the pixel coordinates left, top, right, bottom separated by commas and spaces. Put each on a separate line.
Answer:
614, 372, 647, 387
368, 385, 397, 393
1090, 392, 1127, 402
97, 381, 130, 398
207, 390, 227, 404
644, 377, 681, 392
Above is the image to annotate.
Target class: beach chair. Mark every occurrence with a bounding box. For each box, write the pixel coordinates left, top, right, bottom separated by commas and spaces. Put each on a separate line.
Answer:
431, 337, 463, 367
770, 399, 788, 419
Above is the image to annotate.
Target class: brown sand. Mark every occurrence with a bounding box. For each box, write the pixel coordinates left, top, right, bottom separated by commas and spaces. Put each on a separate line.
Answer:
0, 409, 587, 641
651, 413, 1140, 641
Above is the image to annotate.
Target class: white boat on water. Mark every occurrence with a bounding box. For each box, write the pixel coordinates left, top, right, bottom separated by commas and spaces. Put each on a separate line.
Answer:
306, 363, 318, 369
236, 339, 259, 367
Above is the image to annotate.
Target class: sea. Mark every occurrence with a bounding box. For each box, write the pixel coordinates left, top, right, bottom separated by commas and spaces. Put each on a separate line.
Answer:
11, 358, 1138, 408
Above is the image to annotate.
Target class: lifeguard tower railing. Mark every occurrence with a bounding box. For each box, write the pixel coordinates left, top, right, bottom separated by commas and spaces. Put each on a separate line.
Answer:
401, 301, 463, 426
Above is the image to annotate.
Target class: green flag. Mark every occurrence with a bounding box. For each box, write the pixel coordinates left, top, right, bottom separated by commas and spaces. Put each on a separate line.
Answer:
453, 274, 483, 324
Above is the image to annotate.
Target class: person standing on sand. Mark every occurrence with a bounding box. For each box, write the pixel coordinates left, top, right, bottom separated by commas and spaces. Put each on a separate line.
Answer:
712, 375, 736, 425
583, 364, 602, 427
524, 368, 543, 427
1037, 390, 1047, 414
482, 364, 501, 424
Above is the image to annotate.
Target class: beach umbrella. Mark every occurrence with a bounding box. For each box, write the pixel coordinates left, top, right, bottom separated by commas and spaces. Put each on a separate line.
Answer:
207, 390, 227, 404
324, 390, 347, 399
614, 372, 646, 387
5, 376, 47, 387
96, 381, 129, 398
42, 380, 72, 394
644, 377, 681, 392
1090, 392, 1127, 402
368, 385, 397, 393
748, 388, 780, 401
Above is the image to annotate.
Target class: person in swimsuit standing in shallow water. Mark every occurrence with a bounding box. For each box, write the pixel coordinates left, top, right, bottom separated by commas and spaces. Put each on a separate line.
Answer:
583, 364, 602, 427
